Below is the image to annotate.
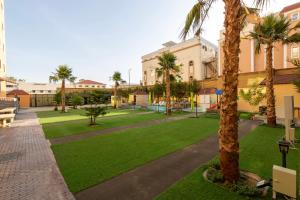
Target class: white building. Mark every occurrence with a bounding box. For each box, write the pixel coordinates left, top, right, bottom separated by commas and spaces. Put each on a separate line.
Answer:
142, 37, 217, 86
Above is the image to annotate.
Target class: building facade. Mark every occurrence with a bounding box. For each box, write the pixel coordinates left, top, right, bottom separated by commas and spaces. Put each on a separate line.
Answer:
0, 0, 6, 97
75, 79, 106, 89
218, 3, 300, 75
217, 2, 300, 115
142, 37, 217, 86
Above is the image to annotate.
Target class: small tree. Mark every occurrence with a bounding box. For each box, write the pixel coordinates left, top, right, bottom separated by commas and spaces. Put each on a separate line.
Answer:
188, 80, 201, 117
53, 92, 61, 111
71, 93, 83, 109
291, 59, 300, 93
85, 91, 108, 125
239, 81, 266, 107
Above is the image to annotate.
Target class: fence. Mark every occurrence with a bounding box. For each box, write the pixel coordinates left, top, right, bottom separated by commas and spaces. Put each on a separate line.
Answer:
0, 97, 19, 111
30, 94, 55, 107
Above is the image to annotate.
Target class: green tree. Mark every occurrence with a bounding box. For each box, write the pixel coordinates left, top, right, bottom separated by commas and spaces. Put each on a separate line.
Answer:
112, 71, 125, 109
156, 52, 181, 115
188, 80, 201, 117
239, 81, 266, 107
53, 92, 61, 111
182, 0, 269, 183
290, 59, 300, 93
85, 91, 108, 125
71, 93, 83, 109
49, 65, 76, 112
249, 14, 300, 126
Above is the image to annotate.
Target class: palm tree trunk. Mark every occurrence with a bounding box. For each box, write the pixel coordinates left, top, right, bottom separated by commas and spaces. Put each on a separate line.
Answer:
166, 70, 171, 115
114, 83, 117, 109
61, 79, 66, 112
266, 45, 276, 126
219, 0, 242, 184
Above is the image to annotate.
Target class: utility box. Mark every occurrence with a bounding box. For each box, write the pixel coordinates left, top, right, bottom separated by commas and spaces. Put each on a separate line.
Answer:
284, 96, 294, 121
273, 165, 297, 199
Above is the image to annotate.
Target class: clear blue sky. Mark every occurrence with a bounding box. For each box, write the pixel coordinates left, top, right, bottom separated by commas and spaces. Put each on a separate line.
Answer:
5, 0, 298, 86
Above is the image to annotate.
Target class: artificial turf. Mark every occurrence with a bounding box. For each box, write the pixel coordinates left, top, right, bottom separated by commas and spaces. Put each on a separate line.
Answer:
39, 111, 171, 139
37, 108, 144, 124
51, 117, 219, 193
156, 125, 300, 200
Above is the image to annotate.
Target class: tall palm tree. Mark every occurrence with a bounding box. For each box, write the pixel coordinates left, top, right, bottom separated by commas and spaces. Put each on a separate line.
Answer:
112, 71, 125, 109
249, 14, 300, 127
49, 65, 76, 112
156, 52, 180, 115
181, 0, 269, 184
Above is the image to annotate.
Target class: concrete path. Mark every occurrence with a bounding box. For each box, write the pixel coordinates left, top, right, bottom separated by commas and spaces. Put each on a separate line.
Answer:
0, 112, 74, 200
75, 120, 262, 200
50, 114, 194, 145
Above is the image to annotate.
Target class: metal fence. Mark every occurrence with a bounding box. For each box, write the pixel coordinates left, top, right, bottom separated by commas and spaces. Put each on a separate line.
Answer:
30, 94, 55, 107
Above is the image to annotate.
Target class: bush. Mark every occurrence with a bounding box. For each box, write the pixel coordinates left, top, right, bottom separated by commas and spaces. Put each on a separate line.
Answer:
206, 167, 224, 183
71, 94, 83, 109
230, 183, 262, 197
85, 106, 107, 125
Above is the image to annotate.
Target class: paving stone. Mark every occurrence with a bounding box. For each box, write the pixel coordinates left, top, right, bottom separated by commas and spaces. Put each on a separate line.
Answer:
0, 112, 74, 200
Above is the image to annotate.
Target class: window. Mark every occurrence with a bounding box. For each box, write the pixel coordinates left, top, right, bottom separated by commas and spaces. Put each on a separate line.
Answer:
291, 47, 299, 59
150, 69, 155, 77
85, 85, 89, 88
189, 61, 194, 66
291, 12, 299, 21
92, 85, 95, 88
144, 71, 147, 75
32, 90, 35, 93
40, 90, 44, 93
78, 85, 82, 88
48, 90, 52, 93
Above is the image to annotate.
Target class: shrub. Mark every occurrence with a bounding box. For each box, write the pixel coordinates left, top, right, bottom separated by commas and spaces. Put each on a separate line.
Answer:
71, 94, 83, 109
206, 167, 224, 183
230, 183, 262, 197
85, 106, 107, 125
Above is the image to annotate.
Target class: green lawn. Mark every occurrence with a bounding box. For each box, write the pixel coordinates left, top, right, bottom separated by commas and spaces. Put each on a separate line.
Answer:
156, 125, 300, 200
41, 111, 186, 139
37, 108, 145, 124
52, 117, 219, 193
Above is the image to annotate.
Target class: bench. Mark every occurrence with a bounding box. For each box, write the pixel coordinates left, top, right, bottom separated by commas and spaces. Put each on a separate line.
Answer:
0, 114, 16, 127
0, 107, 16, 114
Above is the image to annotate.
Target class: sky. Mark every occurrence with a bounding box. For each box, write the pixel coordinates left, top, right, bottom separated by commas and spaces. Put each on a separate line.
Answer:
5, 0, 300, 87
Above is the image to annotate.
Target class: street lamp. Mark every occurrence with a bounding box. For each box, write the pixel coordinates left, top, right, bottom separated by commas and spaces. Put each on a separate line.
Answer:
278, 138, 290, 168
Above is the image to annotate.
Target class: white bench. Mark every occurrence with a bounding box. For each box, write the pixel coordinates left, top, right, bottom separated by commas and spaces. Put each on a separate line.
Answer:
0, 114, 16, 127
0, 107, 16, 114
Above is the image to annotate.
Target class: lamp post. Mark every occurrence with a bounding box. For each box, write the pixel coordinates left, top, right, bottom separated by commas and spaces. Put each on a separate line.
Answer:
278, 138, 290, 168
128, 68, 132, 87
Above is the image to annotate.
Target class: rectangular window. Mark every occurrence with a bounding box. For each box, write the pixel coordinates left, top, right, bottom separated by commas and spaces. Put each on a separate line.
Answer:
40, 90, 44, 93
291, 47, 299, 59
32, 90, 35, 93
291, 12, 299, 21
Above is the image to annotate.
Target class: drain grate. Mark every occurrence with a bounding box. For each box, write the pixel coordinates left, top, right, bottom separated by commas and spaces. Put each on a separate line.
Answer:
0, 152, 20, 163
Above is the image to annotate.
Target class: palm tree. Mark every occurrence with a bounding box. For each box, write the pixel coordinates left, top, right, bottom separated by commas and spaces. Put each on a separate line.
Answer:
112, 71, 125, 109
49, 65, 76, 112
156, 52, 180, 115
181, 0, 269, 184
249, 14, 300, 127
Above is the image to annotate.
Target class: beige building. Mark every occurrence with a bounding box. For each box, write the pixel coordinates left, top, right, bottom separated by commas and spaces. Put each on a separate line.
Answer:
142, 37, 217, 86
218, 3, 300, 75
0, 0, 6, 97
217, 2, 300, 114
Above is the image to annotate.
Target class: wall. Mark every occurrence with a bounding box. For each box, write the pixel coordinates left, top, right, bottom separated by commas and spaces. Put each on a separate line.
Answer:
7, 94, 30, 108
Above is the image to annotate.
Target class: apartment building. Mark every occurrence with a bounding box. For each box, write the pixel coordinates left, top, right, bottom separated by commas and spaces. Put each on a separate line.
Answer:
76, 79, 106, 89
142, 37, 217, 86
216, 2, 300, 115
0, 0, 6, 97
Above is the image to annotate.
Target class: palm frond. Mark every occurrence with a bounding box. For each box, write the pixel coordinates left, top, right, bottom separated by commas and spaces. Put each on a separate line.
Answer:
285, 33, 300, 44
180, 0, 216, 40
252, 0, 269, 9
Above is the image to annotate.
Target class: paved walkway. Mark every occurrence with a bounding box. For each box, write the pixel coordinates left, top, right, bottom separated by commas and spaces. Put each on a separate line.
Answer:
50, 113, 194, 145
0, 112, 74, 200
75, 120, 262, 200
